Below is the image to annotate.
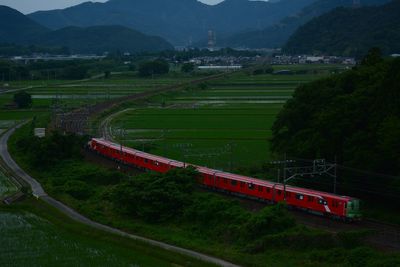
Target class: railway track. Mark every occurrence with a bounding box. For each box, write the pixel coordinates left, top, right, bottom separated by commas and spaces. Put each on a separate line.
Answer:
54, 72, 230, 135
60, 70, 400, 252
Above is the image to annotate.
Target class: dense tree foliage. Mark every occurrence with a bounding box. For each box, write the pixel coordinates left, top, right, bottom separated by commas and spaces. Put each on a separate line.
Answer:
138, 60, 169, 77
181, 63, 195, 73
284, 1, 400, 57
13, 91, 32, 108
272, 49, 400, 177
15, 132, 88, 168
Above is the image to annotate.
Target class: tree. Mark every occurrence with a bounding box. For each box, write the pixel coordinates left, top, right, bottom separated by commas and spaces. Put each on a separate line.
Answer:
138, 60, 169, 77
181, 63, 195, 73
13, 91, 32, 108
63, 65, 88, 80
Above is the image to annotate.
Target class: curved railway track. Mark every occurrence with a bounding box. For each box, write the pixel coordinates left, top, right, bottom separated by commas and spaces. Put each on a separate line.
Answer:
53, 70, 400, 251
54, 72, 229, 135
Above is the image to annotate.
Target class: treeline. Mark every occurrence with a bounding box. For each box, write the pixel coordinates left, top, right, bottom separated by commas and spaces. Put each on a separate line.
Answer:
0, 58, 127, 81
0, 43, 70, 57
271, 49, 400, 199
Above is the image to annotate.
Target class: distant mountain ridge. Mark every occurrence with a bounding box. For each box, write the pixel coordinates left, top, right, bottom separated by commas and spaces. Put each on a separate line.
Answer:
37, 25, 173, 54
0, 5, 50, 43
28, 0, 316, 45
283, 0, 400, 56
0, 6, 173, 54
216, 0, 391, 49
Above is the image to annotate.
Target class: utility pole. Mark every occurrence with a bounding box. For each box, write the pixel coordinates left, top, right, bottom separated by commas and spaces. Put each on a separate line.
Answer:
271, 156, 338, 201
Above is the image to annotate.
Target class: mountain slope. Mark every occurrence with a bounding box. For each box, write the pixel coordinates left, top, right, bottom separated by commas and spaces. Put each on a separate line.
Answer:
0, 5, 50, 43
28, 0, 315, 45
283, 0, 400, 56
0, 6, 173, 54
218, 0, 391, 49
35, 25, 173, 53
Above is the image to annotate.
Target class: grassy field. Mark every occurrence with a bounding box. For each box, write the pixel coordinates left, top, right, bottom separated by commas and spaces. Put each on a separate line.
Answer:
111, 69, 335, 171
0, 199, 216, 267
0, 172, 18, 198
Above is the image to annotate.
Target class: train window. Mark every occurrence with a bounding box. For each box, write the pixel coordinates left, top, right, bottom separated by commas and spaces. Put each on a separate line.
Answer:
296, 194, 304, 201
308, 196, 314, 202
231, 180, 237, 186
277, 190, 281, 196
144, 159, 148, 163
240, 182, 245, 188
258, 186, 263, 192
318, 199, 328, 205
248, 183, 254, 190
266, 188, 271, 193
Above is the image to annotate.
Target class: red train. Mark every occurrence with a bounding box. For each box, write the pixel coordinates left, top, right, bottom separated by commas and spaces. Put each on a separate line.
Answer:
89, 138, 361, 221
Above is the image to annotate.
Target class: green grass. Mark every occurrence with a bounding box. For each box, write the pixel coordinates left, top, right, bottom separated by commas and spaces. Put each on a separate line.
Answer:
0, 172, 18, 198
112, 107, 280, 170
0, 199, 216, 267
110, 69, 330, 171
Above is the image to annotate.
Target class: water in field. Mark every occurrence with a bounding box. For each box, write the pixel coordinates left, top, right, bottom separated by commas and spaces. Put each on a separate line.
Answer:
0, 211, 182, 267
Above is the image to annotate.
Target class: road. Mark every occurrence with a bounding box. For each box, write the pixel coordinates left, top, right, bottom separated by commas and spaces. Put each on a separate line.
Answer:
0, 124, 241, 267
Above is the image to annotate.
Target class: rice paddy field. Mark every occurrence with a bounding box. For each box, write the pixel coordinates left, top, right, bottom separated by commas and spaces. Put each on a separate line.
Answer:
111, 66, 342, 171
0, 200, 213, 267
0, 73, 196, 110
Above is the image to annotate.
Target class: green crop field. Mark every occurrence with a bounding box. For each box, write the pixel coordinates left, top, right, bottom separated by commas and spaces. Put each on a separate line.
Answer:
0, 200, 214, 267
111, 69, 335, 172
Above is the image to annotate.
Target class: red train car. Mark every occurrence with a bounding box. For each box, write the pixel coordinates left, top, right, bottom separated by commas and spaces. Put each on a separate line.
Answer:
89, 138, 361, 221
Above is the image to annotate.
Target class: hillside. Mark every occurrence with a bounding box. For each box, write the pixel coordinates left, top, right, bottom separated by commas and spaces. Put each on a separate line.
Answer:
28, 0, 315, 45
35, 25, 173, 54
283, 0, 400, 56
0, 6, 173, 54
272, 49, 400, 190
0, 5, 49, 43
217, 0, 391, 49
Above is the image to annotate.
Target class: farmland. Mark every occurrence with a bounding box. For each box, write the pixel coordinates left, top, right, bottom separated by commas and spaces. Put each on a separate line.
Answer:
110, 67, 340, 171
0, 199, 214, 267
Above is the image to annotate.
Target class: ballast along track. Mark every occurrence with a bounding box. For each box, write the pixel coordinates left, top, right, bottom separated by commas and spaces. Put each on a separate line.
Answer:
52, 73, 228, 135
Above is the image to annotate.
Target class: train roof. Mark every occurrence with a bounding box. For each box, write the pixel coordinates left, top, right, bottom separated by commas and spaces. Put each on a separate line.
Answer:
93, 138, 185, 167
92, 138, 354, 202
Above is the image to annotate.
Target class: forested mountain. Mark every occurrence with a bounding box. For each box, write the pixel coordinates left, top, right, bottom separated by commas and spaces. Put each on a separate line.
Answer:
35, 26, 173, 54
28, 0, 315, 45
0, 6, 173, 54
216, 0, 391, 49
272, 49, 400, 177
0, 5, 50, 43
284, 0, 400, 56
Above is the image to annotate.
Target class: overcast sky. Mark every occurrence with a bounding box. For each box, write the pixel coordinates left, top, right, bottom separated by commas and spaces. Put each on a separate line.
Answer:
0, 0, 259, 14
